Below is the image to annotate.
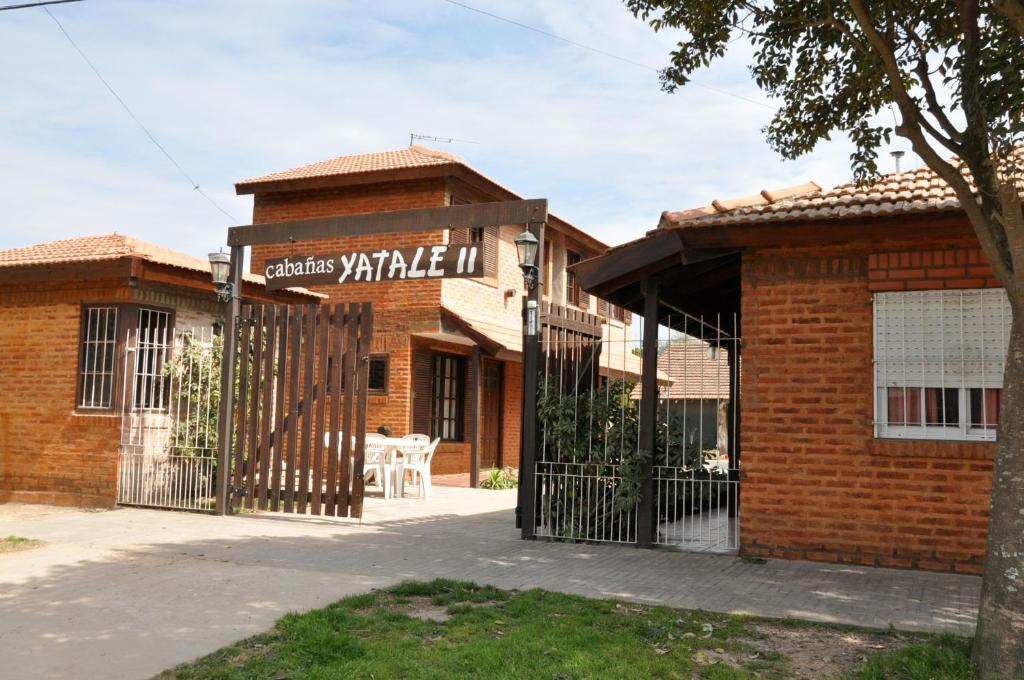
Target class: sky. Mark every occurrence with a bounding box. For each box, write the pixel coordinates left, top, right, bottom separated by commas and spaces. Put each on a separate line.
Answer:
0, 0, 917, 257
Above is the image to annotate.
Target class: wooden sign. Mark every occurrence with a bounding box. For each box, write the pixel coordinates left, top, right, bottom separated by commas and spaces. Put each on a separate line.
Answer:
263, 244, 486, 291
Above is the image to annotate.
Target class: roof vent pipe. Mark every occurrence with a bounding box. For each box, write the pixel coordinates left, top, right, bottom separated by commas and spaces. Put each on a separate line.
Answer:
891, 150, 906, 173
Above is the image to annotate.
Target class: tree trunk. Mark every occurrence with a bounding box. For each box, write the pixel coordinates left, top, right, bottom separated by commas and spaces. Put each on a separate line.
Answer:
973, 305, 1024, 678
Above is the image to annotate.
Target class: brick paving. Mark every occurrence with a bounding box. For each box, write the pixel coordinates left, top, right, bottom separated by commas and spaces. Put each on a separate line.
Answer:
0, 488, 980, 680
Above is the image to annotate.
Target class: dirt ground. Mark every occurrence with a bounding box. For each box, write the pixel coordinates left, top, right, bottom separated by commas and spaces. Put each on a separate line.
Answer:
728, 622, 914, 678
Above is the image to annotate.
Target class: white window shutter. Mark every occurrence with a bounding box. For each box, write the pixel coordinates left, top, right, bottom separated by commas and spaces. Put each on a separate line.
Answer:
874, 289, 1011, 389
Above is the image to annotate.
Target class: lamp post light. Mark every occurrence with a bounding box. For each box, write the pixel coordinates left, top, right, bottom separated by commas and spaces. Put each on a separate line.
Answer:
515, 222, 544, 538
209, 246, 242, 515
208, 250, 234, 303
514, 230, 540, 290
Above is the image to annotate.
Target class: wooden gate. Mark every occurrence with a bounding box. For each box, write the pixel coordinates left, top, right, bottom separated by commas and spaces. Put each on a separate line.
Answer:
230, 302, 373, 517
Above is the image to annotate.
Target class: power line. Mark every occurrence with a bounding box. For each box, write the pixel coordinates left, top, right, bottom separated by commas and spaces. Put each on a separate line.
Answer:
43, 7, 239, 223
0, 0, 81, 11
440, 0, 775, 110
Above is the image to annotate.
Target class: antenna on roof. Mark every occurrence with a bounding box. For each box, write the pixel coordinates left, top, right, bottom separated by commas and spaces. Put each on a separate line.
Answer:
890, 149, 906, 173
410, 133, 480, 147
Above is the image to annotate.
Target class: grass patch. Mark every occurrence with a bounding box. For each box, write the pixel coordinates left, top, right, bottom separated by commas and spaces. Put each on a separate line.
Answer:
0, 535, 44, 554
155, 580, 973, 680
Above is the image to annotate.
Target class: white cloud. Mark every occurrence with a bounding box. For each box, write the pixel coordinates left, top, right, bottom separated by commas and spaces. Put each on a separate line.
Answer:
0, 0, 916, 255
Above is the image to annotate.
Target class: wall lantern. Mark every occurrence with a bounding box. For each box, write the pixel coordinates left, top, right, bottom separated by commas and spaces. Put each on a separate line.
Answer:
208, 250, 233, 303
514, 230, 540, 290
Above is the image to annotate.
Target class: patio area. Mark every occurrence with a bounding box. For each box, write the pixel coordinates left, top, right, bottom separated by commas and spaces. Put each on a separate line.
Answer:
0, 488, 981, 680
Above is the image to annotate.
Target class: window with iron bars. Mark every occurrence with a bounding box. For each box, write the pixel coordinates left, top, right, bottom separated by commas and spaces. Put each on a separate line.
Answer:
78, 306, 119, 410
133, 308, 173, 410
873, 288, 1011, 441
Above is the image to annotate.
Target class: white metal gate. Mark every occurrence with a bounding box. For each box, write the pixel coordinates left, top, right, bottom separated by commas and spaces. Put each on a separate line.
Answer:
116, 324, 220, 511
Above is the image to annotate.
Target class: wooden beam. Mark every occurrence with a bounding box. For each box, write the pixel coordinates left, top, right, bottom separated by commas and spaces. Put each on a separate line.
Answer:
678, 211, 973, 249
439, 306, 504, 356
228, 199, 548, 246
471, 346, 481, 489
636, 278, 659, 548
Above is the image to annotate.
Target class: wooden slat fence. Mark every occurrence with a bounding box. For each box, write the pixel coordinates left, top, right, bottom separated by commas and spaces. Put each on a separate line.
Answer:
230, 302, 373, 517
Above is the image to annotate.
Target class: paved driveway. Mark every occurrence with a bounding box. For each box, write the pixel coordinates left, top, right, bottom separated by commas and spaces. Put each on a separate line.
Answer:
0, 488, 980, 680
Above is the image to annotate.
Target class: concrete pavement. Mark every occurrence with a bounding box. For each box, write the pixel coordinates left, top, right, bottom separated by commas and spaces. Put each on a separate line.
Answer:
0, 488, 980, 680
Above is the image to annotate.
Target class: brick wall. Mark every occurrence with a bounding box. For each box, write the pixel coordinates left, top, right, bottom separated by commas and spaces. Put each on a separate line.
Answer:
739, 232, 997, 573
0, 281, 130, 507
0, 279, 243, 508
248, 176, 624, 475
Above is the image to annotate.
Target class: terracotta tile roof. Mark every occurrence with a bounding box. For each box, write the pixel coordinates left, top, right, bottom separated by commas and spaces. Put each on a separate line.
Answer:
236, 145, 461, 187
660, 156, 1024, 229
631, 341, 731, 401
0, 233, 322, 297
235, 144, 610, 254
660, 182, 822, 228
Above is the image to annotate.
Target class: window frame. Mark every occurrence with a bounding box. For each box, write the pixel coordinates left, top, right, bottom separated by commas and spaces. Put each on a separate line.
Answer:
75, 303, 177, 414
873, 288, 1008, 442
131, 306, 175, 412
430, 352, 466, 442
566, 250, 582, 307
76, 305, 122, 413
367, 353, 389, 395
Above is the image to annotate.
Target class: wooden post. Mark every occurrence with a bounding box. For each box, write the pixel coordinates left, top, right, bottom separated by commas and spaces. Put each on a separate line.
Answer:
518, 218, 545, 539
471, 345, 481, 489
636, 277, 659, 547
214, 244, 244, 515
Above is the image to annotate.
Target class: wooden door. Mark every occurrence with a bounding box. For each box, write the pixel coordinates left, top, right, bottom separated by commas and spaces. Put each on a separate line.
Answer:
480, 359, 503, 469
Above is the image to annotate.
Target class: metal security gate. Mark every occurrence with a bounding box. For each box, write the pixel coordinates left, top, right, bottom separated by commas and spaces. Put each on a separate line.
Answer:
651, 312, 740, 553
117, 325, 220, 511
529, 304, 740, 552
229, 302, 373, 517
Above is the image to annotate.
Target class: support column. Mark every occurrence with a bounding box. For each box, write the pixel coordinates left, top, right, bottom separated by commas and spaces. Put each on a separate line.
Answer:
518, 218, 545, 539
636, 277, 659, 547
727, 328, 741, 518
470, 346, 481, 489
214, 245, 244, 515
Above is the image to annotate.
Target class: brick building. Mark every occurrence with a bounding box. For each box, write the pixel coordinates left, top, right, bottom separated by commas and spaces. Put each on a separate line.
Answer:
574, 161, 1010, 573
0, 234, 317, 507
235, 145, 640, 478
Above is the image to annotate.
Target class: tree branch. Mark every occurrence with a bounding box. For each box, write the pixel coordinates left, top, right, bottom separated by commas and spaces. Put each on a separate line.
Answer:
847, 0, 1014, 283
903, 24, 964, 147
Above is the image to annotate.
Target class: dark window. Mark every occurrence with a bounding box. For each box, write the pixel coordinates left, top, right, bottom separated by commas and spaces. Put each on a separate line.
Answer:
368, 354, 389, 394
329, 354, 388, 394
566, 250, 582, 306
133, 308, 172, 410
969, 388, 1001, 430
469, 227, 485, 243
544, 239, 552, 290
78, 306, 119, 410
431, 353, 465, 441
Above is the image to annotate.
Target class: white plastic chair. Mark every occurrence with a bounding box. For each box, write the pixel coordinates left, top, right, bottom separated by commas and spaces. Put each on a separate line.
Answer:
402, 438, 439, 499
401, 433, 430, 446
362, 434, 391, 499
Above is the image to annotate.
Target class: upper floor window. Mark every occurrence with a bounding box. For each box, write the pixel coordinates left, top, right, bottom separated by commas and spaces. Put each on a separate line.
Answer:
874, 289, 1010, 441
566, 250, 582, 307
